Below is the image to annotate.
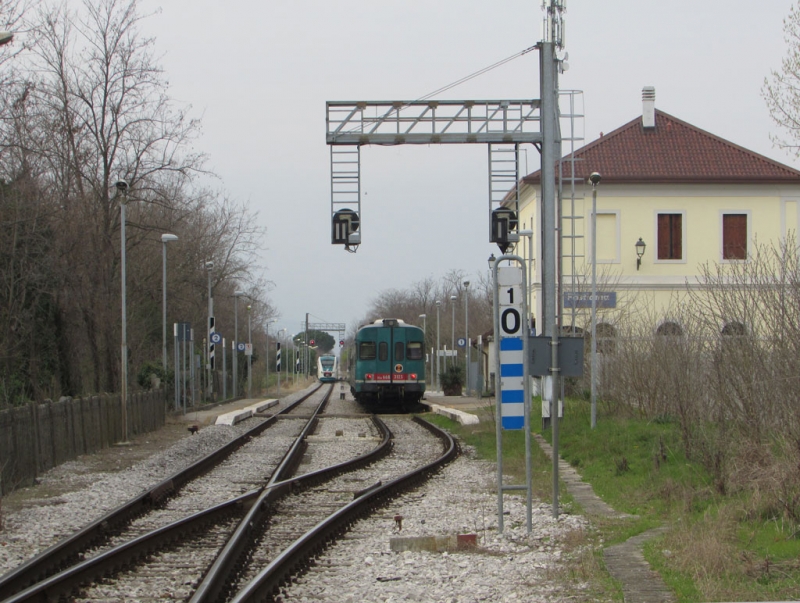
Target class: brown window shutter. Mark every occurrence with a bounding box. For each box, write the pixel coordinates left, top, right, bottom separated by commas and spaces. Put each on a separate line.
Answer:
723, 214, 747, 260
658, 214, 682, 259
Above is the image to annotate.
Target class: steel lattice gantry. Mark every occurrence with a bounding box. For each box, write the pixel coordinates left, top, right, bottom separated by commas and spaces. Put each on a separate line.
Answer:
326, 99, 544, 251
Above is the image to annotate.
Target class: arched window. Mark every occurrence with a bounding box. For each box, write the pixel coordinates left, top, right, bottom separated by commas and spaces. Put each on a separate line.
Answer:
656, 321, 683, 337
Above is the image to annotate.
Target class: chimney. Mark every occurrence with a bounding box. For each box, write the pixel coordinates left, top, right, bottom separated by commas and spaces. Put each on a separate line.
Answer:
642, 86, 656, 129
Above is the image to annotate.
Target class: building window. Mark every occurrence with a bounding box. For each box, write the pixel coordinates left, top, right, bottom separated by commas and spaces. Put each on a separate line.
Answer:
596, 322, 617, 354
657, 213, 682, 260
723, 214, 747, 260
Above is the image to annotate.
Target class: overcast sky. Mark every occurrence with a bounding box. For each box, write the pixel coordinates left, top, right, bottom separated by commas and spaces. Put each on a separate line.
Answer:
138, 0, 797, 338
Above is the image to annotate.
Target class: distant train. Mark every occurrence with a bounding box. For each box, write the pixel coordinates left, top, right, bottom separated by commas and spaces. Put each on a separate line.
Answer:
317, 354, 339, 383
350, 318, 425, 408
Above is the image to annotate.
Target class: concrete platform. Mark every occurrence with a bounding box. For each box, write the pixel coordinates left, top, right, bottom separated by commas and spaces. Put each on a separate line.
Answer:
423, 392, 492, 425
214, 399, 278, 425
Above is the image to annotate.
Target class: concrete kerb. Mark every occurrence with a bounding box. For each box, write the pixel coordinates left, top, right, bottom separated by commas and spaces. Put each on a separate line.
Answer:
215, 399, 278, 426
427, 403, 479, 426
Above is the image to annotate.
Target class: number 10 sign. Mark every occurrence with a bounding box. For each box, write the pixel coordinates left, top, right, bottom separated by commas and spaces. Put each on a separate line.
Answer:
497, 265, 525, 430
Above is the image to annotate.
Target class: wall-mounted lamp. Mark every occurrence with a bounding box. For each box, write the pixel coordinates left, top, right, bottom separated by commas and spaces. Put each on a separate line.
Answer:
635, 238, 646, 270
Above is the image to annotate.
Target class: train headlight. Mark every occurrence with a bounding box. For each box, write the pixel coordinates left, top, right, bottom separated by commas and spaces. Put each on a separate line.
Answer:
410, 373, 417, 380
365, 373, 373, 381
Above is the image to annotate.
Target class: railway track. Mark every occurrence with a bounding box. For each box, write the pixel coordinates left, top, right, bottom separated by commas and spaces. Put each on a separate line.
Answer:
0, 386, 458, 603
0, 384, 330, 600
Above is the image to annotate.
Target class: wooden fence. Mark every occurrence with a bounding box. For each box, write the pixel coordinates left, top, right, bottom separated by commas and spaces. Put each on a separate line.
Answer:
0, 390, 165, 496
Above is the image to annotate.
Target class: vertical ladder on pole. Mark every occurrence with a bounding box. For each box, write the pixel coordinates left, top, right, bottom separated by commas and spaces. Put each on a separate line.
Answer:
557, 91, 585, 331
488, 143, 520, 238
330, 145, 361, 249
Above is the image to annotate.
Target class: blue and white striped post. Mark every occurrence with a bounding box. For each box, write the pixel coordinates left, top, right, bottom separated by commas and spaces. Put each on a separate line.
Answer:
492, 255, 532, 534
276, 342, 282, 396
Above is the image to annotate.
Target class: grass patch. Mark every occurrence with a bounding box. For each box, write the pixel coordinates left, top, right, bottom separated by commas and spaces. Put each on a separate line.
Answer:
423, 397, 800, 602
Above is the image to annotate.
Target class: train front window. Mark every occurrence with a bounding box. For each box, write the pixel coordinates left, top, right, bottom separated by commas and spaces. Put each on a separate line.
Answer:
407, 342, 423, 360
379, 342, 388, 361
359, 342, 376, 360
394, 342, 404, 361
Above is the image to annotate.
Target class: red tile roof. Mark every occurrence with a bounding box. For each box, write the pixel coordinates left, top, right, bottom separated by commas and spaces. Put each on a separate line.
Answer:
523, 110, 800, 185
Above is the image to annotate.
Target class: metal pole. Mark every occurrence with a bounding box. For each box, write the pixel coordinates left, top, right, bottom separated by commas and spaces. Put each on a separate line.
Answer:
451, 295, 456, 368
233, 301, 238, 398
541, 38, 561, 520
464, 282, 470, 395
419, 314, 427, 385
174, 326, 179, 411
161, 234, 178, 376
305, 313, 309, 380
435, 301, 441, 391
590, 174, 600, 429
120, 198, 128, 443
206, 264, 213, 399
247, 306, 252, 398
266, 324, 270, 394
162, 241, 168, 373
190, 329, 195, 409
492, 257, 503, 533
223, 338, 227, 401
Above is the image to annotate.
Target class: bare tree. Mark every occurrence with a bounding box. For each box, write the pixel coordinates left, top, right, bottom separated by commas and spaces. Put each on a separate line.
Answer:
764, 3, 800, 155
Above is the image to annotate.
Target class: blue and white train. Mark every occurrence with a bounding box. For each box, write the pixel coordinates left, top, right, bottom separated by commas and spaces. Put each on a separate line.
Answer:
317, 354, 339, 383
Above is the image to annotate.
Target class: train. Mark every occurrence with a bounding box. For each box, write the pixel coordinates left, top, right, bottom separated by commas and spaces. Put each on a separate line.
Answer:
350, 318, 425, 408
317, 354, 339, 383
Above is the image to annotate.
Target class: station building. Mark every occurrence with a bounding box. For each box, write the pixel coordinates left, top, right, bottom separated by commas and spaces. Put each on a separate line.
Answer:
514, 87, 800, 341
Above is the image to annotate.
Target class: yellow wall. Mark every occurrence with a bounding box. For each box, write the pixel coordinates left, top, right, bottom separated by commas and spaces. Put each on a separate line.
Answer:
517, 183, 800, 333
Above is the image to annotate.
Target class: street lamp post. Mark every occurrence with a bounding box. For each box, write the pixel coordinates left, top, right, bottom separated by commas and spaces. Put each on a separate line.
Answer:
464, 281, 470, 396
450, 294, 457, 368
161, 234, 178, 374
435, 300, 441, 391
116, 180, 130, 444
589, 172, 602, 429
247, 304, 252, 398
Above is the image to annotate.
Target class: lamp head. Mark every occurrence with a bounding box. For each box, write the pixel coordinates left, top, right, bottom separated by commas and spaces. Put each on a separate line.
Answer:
114, 180, 128, 193
463, 281, 470, 288
234, 290, 245, 297
205, 260, 214, 270
635, 237, 646, 258
435, 300, 441, 307
161, 233, 178, 243
450, 294, 457, 301
0, 32, 14, 46
589, 172, 601, 185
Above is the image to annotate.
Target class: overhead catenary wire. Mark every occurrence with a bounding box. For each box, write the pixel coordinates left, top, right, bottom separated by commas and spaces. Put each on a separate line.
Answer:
341, 45, 539, 135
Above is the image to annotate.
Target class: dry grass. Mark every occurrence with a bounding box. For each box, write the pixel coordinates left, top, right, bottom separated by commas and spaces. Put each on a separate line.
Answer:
542, 525, 619, 602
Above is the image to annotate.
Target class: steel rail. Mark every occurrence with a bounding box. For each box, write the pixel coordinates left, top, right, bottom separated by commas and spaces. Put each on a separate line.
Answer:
0, 384, 325, 598
2, 392, 391, 603
190, 384, 353, 602
230, 416, 458, 603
